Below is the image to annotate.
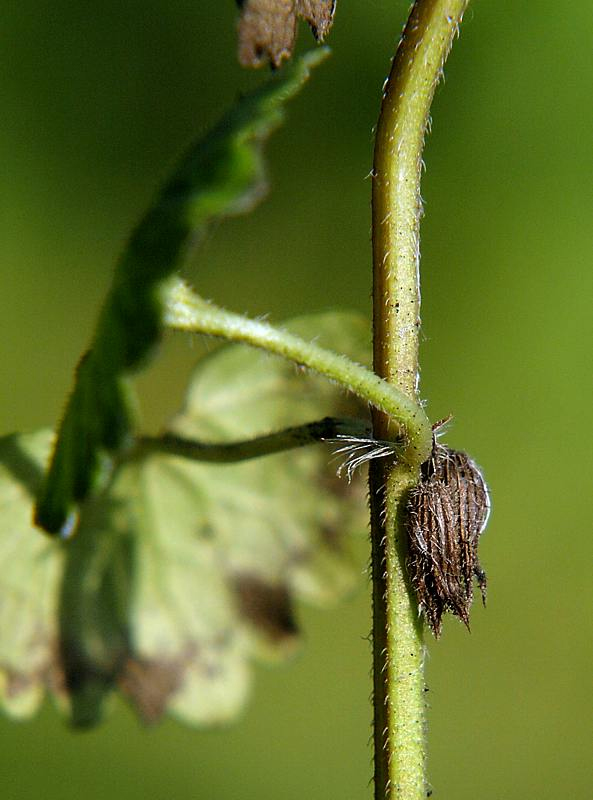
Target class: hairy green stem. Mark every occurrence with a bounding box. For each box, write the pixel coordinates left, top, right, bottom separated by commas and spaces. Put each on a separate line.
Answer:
369, 2, 469, 798
163, 278, 432, 466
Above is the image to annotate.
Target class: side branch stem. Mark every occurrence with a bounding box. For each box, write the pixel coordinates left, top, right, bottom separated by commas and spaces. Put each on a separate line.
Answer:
137, 417, 372, 463
369, 2, 469, 798
163, 279, 432, 466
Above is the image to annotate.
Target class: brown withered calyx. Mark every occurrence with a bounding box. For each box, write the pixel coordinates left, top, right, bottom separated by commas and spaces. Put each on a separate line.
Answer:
237, 0, 336, 68
406, 438, 490, 637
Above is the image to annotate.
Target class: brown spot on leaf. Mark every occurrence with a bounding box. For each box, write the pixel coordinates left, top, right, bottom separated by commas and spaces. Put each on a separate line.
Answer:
118, 656, 186, 725
3, 669, 36, 699
237, 0, 336, 68
0, 636, 67, 707
233, 574, 298, 642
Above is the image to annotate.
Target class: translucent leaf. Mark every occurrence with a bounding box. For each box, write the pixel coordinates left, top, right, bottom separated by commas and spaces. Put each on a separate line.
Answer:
0, 431, 65, 719
1, 311, 371, 727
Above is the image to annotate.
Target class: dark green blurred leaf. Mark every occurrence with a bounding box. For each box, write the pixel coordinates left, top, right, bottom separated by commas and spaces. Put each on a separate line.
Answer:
1, 311, 370, 727
35, 49, 329, 536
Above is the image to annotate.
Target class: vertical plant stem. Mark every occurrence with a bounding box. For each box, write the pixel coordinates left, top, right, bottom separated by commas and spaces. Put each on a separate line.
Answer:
369, 2, 470, 799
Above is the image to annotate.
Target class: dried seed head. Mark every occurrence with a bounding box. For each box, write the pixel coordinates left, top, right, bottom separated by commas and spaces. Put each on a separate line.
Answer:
406, 439, 490, 637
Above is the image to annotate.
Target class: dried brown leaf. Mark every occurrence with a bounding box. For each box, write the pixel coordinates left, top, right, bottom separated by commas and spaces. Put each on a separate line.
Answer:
237, 0, 336, 68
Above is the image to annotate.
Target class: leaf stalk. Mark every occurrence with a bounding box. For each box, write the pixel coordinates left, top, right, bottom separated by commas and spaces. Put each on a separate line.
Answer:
163, 279, 432, 465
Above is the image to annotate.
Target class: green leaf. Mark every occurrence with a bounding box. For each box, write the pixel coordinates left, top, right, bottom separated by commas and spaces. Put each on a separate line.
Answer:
1, 311, 370, 727
35, 49, 329, 535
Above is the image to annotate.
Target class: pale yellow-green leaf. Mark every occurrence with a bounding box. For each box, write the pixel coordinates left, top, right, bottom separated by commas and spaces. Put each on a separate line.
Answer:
0, 430, 64, 719
1, 311, 371, 728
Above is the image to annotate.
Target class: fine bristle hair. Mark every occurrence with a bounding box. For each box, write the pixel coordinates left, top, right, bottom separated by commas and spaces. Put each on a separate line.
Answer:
327, 435, 398, 482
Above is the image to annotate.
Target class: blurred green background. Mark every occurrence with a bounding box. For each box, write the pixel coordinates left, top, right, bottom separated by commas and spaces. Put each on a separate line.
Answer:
2, 1, 592, 797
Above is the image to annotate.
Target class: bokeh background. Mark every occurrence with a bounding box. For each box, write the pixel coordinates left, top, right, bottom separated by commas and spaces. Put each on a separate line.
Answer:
2, 1, 592, 797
